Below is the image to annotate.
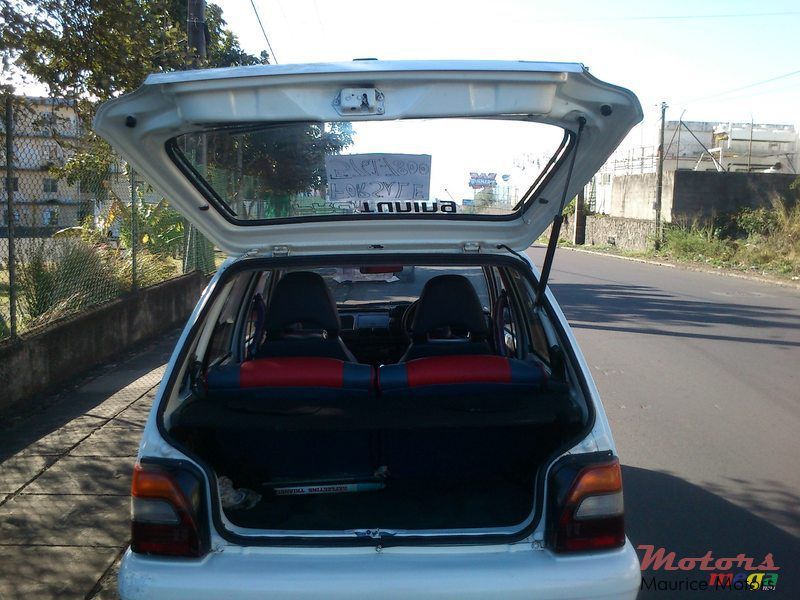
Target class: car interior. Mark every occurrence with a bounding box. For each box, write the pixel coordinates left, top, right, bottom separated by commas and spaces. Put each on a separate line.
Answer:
166, 260, 589, 536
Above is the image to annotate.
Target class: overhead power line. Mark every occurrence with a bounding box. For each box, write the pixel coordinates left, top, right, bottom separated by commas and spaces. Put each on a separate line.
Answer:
687, 69, 800, 104
603, 10, 800, 21
536, 10, 800, 22
250, 0, 279, 64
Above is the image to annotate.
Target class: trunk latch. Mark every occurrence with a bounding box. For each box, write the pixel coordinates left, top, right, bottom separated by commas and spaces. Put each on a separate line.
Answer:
463, 242, 481, 253
334, 88, 385, 115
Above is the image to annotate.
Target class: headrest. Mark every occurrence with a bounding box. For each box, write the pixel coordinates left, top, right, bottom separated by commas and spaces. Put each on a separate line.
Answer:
265, 271, 340, 335
411, 275, 488, 337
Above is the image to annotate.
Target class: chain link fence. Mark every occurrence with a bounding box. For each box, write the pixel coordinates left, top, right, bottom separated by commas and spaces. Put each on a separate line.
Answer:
1, 94, 217, 342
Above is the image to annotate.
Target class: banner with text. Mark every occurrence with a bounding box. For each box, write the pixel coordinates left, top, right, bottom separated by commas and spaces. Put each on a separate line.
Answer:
325, 153, 432, 212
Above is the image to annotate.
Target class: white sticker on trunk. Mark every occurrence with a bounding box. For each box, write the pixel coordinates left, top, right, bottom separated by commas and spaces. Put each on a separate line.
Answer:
274, 482, 386, 496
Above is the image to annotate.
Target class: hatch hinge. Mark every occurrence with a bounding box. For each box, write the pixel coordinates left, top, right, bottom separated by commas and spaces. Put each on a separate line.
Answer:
271, 245, 290, 257
463, 242, 481, 253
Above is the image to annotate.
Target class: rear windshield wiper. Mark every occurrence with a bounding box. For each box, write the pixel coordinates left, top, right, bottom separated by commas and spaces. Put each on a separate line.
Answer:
535, 116, 586, 307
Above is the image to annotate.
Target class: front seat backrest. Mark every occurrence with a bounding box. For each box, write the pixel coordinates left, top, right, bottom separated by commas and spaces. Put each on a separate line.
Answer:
257, 271, 356, 361
402, 274, 491, 361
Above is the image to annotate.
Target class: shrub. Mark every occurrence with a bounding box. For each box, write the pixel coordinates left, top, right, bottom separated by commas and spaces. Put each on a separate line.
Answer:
659, 198, 800, 277
119, 198, 185, 259
113, 249, 181, 288
0, 312, 9, 340
16, 238, 124, 327
734, 207, 779, 237
661, 221, 736, 263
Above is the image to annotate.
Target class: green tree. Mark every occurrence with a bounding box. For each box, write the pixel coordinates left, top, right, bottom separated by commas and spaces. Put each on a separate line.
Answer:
1, 0, 263, 100
1, 0, 265, 196
2, 0, 265, 273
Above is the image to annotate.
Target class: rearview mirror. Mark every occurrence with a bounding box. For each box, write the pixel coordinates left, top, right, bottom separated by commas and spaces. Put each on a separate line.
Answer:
359, 265, 403, 275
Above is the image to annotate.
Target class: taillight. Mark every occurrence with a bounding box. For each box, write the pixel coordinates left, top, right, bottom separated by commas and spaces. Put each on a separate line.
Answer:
131, 462, 208, 557
547, 454, 625, 553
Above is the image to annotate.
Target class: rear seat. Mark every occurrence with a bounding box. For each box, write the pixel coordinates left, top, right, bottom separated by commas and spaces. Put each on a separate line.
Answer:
377, 355, 550, 480
201, 354, 551, 484
206, 354, 545, 404
206, 356, 374, 407
204, 357, 376, 484
378, 354, 547, 402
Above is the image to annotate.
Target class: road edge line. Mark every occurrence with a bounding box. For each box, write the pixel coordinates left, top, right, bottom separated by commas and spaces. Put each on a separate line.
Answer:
558, 246, 800, 290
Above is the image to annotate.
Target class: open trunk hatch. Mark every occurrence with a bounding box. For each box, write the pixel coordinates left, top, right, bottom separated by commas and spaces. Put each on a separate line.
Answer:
94, 60, 642, 255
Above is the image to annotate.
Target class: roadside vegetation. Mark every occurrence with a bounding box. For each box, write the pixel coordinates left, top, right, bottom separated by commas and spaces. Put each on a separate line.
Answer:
0, 1, 260, 340
12, 200, 184, 331
548, 182, 800, 280
656, 195, 800, 278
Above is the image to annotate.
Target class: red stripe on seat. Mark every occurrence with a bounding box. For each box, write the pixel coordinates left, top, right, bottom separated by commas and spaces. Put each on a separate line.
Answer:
239, 357, 344, 388
405, 355, 512, 387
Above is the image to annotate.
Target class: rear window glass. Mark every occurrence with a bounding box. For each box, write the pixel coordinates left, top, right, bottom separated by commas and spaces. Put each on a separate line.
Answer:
170, 119, 565, 223
297, 266, 490, 308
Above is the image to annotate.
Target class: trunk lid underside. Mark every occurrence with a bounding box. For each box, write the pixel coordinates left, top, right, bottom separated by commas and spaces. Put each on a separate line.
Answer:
94, 60, 642, 255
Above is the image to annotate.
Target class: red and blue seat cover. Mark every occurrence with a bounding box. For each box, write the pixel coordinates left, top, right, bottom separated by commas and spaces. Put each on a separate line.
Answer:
206, 357, 374, 400
207, 355, 547, 397
378, 355, 546, 393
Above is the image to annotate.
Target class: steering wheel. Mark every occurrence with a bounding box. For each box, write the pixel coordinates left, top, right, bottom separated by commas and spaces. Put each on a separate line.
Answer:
401, 300, 419, 336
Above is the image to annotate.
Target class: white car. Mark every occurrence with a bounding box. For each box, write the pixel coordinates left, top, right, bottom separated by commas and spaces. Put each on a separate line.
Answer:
95, 60, 643, 599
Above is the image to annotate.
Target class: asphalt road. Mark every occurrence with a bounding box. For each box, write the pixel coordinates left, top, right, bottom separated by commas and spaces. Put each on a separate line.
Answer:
528, 247, 800, 598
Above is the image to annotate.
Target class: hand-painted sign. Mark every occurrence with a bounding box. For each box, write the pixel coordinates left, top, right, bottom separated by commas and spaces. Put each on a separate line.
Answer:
325, 153, 431, 203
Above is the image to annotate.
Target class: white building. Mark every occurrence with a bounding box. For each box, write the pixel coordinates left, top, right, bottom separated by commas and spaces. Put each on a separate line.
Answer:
591, 120, 798, 214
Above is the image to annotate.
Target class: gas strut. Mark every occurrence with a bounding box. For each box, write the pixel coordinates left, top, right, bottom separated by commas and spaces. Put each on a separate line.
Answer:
535, 116, 586, 306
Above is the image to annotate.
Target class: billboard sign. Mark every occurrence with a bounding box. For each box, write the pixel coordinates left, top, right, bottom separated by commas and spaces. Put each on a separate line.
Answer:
468, 172, 497, 189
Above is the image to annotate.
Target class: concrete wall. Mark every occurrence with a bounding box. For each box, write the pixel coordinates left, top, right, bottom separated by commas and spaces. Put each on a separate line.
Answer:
584, 215, 654, 251
0, 272, 208, 412
559, 214, 654, 252
609, 172, 674, 222
671, 171, 799, 222
606, 170, 798, 224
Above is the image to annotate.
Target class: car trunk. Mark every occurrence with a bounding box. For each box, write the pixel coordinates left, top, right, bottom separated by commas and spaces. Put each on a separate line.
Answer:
170, 389, 582, 535
93, 60, 639, 545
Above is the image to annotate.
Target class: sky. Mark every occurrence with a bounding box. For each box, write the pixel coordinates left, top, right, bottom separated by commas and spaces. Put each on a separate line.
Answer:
13, 0, 797, 198
217, 0, 800, 146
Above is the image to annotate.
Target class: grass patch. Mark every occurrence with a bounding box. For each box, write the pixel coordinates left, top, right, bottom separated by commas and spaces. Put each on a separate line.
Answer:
1, 236, 182, 339
542, 194, 800, 280
655, 199, 800, 278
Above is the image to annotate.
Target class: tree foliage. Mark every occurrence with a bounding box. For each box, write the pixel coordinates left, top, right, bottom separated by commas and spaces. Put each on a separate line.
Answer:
118, 197, 185, 258
1, 0, 264, 101
1, 0, 266, 203
205, 122, 354, 192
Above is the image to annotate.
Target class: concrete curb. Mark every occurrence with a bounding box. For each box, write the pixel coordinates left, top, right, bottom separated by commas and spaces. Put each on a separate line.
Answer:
559, 246, 800, 290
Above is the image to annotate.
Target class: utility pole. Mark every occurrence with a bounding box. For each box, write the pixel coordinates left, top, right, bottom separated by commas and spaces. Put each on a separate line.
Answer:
130, 167, 137, 290
675, 109, 686, 172
748, 115, 754, 173
654, 101, 667, 250
184, 0, 215, 274
573, 186, 586, 245
187, 0, 207, 66
4, 94, 17, 337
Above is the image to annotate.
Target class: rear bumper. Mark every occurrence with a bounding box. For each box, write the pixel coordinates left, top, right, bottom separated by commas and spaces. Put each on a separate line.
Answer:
119, 540, 641, 599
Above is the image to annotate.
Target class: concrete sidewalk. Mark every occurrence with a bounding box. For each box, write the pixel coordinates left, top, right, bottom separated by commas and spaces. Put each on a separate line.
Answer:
0, 333, 178, 600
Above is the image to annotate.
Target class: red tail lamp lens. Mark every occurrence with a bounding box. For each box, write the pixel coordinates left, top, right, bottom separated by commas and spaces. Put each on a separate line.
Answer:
548, 456, 626, 553
130, 463, 207, 557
